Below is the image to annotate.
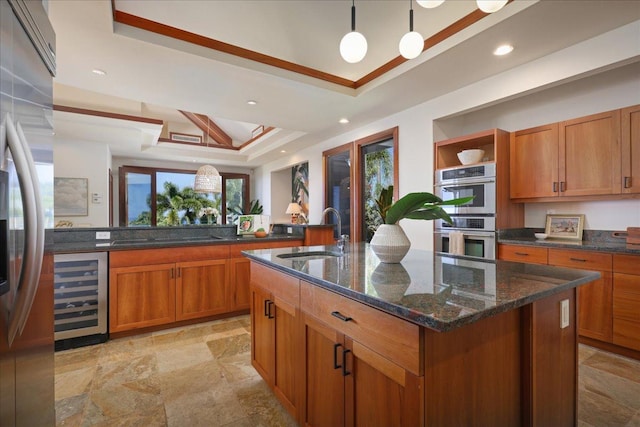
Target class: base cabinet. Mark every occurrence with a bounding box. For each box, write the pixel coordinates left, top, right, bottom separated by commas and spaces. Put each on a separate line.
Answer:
176, 260, 228, 321
109, 263, 176, 333
613, 254, 640, 351
250, 263, 300, 419
229, 258, 251, 311
302, 313, 423, 427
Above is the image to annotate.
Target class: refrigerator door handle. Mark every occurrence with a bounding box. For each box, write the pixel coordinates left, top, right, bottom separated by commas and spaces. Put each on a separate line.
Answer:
4, 115, 44, 347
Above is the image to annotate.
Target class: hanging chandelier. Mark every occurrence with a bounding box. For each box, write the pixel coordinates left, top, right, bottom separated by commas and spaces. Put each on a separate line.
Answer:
194, 164, 222, 193
339, 0, 508, 63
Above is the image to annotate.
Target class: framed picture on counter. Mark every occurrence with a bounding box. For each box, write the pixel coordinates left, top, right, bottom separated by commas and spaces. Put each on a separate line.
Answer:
237, 215, 270, 235
545, 214, 585, 240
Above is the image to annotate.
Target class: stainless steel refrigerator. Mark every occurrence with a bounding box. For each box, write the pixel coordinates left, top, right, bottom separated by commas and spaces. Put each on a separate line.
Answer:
0, 0, 55, 424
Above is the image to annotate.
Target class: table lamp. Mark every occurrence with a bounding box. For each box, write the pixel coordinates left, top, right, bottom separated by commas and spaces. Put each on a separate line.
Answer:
286, 202, 302, 223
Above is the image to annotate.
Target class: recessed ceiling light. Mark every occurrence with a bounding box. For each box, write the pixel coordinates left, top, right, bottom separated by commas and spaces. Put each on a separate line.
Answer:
247, 100, 257, 105
493, 44, 514, 56
91, 68, 107, 76
280, 150, 286, 153
339, 118, 350, 124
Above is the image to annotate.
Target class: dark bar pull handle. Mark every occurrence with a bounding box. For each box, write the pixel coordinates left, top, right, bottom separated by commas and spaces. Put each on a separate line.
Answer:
342, 349, 351, 376
267, 300, 275, 319
171, 268, 174, 279
515, 252, 529, 256
331, 311, 352, 322
333, 343, 343, 370
569, 257, 587, 262
553, 182, 558, 193
264, 299, 270, 317
560, 181, 566, 192
624, 176, 632, 188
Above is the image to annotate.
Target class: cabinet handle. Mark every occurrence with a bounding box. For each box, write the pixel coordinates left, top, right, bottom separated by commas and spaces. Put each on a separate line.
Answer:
515, 252, 529, 256
264, 299, 273, 319
267, 300, 275, 319
560, 181, 566, 192
331, 311, 352, 322
569, 257, 587, 262
171, 268, 174, 279
333, 343, 343, 370
342, 349, 351, 376
624, 176, 632, 188
177, 267, 181, 278
553, 182, 558, 193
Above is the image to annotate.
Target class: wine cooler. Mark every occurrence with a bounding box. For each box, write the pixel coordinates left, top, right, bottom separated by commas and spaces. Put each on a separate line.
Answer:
54, 252, 108, 349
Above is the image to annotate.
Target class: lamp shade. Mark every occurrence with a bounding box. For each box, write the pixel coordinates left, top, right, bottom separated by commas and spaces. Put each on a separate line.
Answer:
476, 0, 507, 13
340, 31, 368, 63
416, 0, 444, 8
399, 31, 423, 59
285, 203, 302, 214
194, 164, 222, 193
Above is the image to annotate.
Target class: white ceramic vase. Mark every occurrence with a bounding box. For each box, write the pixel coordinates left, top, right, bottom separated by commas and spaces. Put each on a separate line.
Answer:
370, 224, 411, 263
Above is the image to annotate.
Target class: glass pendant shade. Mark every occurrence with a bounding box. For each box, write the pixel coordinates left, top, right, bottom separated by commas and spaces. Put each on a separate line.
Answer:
340, 31, 367, 63
476, 0, 508, 13
399, 31, 423, 59
194, 164, 222, 193
416, 0, 444, 8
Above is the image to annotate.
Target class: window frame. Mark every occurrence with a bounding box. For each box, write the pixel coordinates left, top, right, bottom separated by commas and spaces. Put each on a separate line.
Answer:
118, 165, 249, 227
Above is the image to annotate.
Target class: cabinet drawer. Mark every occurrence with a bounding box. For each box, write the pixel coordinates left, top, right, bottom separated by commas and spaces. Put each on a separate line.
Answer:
613, 254, 640, 275
300, 281, 422, 375
548, 249, 612, 271
250, 262, 299, 306
613, 318, 640, 351
498, 244, 548, 264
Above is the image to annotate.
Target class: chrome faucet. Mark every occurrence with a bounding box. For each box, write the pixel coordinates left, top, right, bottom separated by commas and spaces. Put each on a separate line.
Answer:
321, 207, 349, 251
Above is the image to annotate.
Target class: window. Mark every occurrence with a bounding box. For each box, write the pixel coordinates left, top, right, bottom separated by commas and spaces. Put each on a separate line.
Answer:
119, 166, 249, 227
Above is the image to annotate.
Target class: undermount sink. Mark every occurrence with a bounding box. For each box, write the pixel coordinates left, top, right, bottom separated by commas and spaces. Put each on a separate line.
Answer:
277, 250, 343, 259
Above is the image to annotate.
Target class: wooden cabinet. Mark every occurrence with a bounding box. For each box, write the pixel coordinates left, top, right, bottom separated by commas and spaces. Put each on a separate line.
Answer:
510, 106, 640, 201
176, 260, 228, 321
498, 243, 548, 265
229, 257, 251, 311
510, 123, 559, 199
300, 280, 423, 427
109, 263, 176, 333
548, 249, 613, 342
622, 104, 640, 194
559, 110, 621, 197
250, 262, 300, 420
613, 254, 640, 351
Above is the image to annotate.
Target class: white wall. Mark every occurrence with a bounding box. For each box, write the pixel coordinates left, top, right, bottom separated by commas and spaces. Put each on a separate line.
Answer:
53, 139, 111, 227
253, 22, 640, 250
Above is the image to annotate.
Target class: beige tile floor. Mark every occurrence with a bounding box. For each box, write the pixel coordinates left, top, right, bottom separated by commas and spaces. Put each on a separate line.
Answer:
55, 315, 640, 426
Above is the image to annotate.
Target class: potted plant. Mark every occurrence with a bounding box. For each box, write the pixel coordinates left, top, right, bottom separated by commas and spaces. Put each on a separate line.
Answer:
370, 185, 473, 263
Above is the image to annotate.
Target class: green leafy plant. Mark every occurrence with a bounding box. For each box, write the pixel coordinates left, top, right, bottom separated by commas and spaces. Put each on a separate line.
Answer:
375, 185, 474, 226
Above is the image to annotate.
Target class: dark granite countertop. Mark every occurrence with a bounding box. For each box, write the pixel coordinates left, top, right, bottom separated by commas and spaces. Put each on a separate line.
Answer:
48, 226, 304, 254
497, 228, 640, 255
242, 243, 600, 332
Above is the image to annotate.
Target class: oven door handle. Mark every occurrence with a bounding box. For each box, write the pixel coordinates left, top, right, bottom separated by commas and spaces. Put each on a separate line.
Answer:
434, 231, 495, 238
434, 178, 496, 187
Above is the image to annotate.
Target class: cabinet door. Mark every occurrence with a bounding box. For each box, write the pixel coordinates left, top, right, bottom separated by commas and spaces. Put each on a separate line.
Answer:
251, 285, 274, 382
176, 260, 228, 321
346, 339, 423, 427
510, 123, 559, 199
302, 314, 345, 427
548, 249, 612, 342
273, 297, 298, 418
622, 104, 640, 194
229, 257, 251, 311
559, 110, 621, 196
109, 263, 176, 333
613, 272, 640, 351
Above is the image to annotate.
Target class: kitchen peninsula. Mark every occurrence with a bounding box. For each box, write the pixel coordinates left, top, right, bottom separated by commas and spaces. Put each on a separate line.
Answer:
243, 244, 601, 426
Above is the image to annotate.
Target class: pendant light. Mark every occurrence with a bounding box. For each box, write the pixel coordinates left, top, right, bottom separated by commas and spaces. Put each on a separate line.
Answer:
476, 0, 508, 13
399, 0, 423, 60
194, 164, 222, 193
339, 0, 367, 63
416, 0, 444, 8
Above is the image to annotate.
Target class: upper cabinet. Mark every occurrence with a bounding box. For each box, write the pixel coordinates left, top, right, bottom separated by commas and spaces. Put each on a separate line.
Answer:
511, 105, 639, 201
622, 104, 640, 194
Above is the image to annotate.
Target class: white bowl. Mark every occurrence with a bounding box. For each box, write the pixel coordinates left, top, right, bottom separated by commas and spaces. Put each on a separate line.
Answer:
534, 233, 548, 240
457, 149, 485, 165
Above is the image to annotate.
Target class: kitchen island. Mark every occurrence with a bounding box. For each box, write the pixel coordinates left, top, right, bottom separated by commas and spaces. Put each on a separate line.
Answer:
242, 244, 601, 427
